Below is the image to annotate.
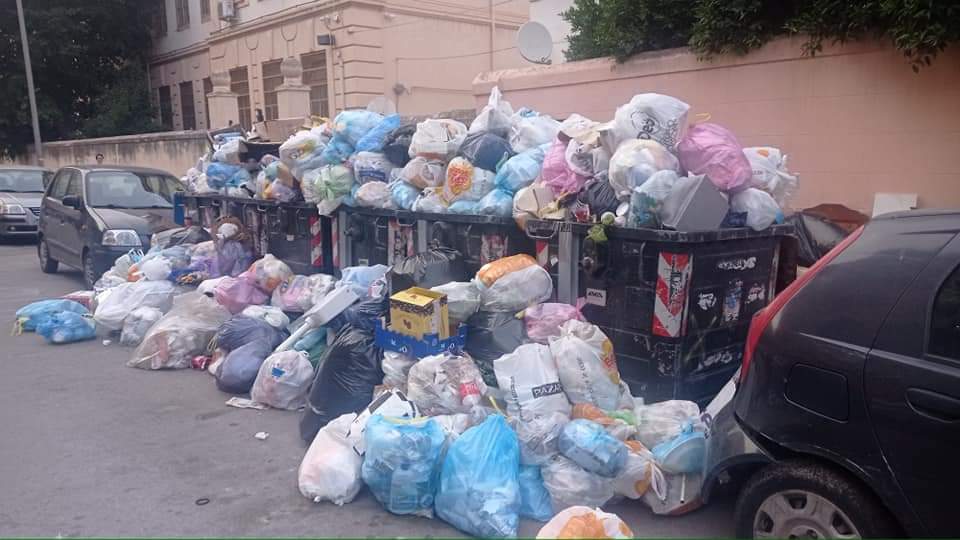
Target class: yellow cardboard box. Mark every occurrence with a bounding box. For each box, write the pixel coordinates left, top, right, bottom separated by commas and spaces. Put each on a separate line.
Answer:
389, 287, 450, 339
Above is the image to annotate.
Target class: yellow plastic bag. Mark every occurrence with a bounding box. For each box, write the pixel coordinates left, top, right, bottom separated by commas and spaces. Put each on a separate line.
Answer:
536, 506, 633, 539
475, 254, 537, 288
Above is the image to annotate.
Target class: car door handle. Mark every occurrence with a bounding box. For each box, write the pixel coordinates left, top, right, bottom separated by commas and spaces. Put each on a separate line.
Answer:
906, 388, 960, 422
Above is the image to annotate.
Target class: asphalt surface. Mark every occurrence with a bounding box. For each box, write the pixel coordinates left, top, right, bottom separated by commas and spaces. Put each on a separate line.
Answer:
0, 240, 736, 537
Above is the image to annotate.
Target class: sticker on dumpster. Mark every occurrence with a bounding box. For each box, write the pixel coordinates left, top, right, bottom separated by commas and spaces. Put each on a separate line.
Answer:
717, 256, 756, 271
697, 292, 717, 311
653, 253, 692, 338
585, 288, 607, 307
745, 283, 766, 304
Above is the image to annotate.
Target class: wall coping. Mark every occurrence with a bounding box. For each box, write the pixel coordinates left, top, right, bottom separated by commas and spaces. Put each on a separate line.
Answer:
37, 130, 207, 148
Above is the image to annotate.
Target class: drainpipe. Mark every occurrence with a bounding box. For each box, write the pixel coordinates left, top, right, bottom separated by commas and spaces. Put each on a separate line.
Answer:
489, 0, 495, 71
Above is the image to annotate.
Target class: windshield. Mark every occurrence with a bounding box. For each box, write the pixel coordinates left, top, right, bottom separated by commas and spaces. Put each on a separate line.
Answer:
0, 170, 49, 192
87, 172, 184, 209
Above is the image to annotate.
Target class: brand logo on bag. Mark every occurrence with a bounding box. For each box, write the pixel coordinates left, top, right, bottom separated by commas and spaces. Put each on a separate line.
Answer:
586, 288, 607, 306
531, 382, 563, 398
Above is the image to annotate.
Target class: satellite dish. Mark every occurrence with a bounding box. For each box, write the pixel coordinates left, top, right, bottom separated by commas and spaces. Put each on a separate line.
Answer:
517, 22, 553, 65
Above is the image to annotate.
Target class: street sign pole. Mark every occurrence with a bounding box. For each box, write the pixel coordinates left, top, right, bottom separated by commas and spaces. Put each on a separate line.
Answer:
16, 0, 43, 166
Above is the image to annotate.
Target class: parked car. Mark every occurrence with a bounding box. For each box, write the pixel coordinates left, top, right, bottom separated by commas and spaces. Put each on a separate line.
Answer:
0, 165, 53, 240
703, 209, 960, 538
38, 165, 184, 287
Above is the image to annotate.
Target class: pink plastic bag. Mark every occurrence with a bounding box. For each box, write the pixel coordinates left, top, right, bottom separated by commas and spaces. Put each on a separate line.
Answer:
214, 275, 269, 314
541, 138, 587, 197
677, 123, 751, 192
525, 301, 585, 343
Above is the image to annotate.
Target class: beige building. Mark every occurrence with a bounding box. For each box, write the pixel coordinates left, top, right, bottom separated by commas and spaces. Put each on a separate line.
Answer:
148, 0, 530, 132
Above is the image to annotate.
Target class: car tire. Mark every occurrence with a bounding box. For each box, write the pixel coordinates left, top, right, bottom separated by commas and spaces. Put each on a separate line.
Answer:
82, 250, 97, 289
38, 238, 59, 273
734, 460, 900, 539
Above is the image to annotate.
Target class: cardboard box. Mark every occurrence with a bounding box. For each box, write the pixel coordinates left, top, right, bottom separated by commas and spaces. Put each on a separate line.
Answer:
389, 287, 449, 339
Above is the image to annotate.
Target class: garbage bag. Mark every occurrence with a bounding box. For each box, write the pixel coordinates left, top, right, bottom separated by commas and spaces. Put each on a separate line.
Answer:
550, 320, 621, 411
361, 415, 446, 517
510, 108, 560, 153
627, 169, 680, 228
390, 179, 421, 211
280, 130, 326, 169
329, 285, 389, 334
321, 136, 354, 166
435, 414, 521, 538
447, 200, 479, 214
406, 354, 488, 415
336, 264, 390, 298
128, 293, 231, 370
495, 144, 548, 194
744, 146, 799, 206
409, 118, 467, 160
383, 124, 416, 167
614, 441, 661, 500
541, 455, 615, 512
400, 157, 445, 189
356, 113, 401, 152
612, 93, 690, 150
212, 239, 254, 278
215, 340, 274, 394
412, 187, 448, 213
333, 109, 384, 147
481, 264, 553, 312
302, 165, 354, 205
541, 138, 587, 197
246, 254, 293, 293
577, 174, 619, 218
678, 123, 752, 192
430, 281, 481, 324
353, 151, 395, 185
93, 280, 175, 331
36, 311, 96, 344
519, 465, 554, 522
241, 304, 290, 329
382, 350, 416, 391
390, 246, 465, 293
293, 327, 328, 366
299, 326, 382, 442
442, 157, 495, 204
250, 350, 315, 410
494, 343, 570, 419
536, 506, 633, 539
571, 403, 637, 441
156, 225, 213, 249
477, 189, 514, 217
475, 254, 538, 288
272, 275, 317, 313
557, 419, 627, 478
15, 299, 88, 333
216, 314, 287, 352
786, 212, 848, 267
345, 388, 422, 456
119, 306, 163, 346
465, 310, 525, 387
469, 86, 514, 138
633, 400, 701, 448
510, 411, 569, 466
458, 131, 515, 173
298, 412, 363, 505
643, 470, 703, 516
62, 290, 96, 311
730, 187, 782, 231
205, 162, 243, 189
355, 181, 394, 209
608, 139, 680, 199
525, 303, 584, 343
213, 275, 269, 315
651, 420, 706, 474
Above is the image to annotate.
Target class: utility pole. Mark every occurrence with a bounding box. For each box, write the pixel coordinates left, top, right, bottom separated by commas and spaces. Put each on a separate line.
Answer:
16, 0, 43, 166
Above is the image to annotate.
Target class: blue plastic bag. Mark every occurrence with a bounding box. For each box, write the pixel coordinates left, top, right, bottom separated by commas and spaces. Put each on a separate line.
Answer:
333, 110, 384, 147
652, 420, 706, 474
206, 162, 242, 189
336, 265, 390, 298
15, 299, 89, 332
36, 311, 96, 344
435, 414, 521, 538
361, 415, 446, 517
356, 113, 401, 152
477, 188, 513, 217
519, 465, 554, 522
558, 419, 627, 478
391, 180, 421, 211
447, 200, 479, 215
494, 144, 548, 194
321, 136, 354, 165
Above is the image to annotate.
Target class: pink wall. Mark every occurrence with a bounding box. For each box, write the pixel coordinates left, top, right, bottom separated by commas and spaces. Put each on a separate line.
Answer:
475, 37, 960, 213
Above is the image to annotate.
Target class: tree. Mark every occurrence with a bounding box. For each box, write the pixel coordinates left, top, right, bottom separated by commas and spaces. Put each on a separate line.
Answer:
563, 0, 960, 71
0, 0, 161, 158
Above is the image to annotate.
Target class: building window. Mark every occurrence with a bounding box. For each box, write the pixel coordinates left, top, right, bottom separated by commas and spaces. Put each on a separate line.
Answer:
175, 0, 190, 30
301, 51, 329, 117
152, 0, 168, 36
262, 59, 283, 121
180, 81, 196, 130
159, 86, 173, 130
203, 77, 212, 128
200, 0, 210, 22
229, 66, 251, 131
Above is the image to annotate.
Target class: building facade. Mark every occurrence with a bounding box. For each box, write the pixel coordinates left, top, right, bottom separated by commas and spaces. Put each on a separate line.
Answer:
148, 0, 530, 131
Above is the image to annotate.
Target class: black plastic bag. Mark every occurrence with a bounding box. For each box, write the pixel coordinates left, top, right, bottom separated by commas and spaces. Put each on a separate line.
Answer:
578, 174, 619, 217
458, 131, 515, 173
215, 340, 275, 394
299, 325, 384, 442
464, 310, 526, 387
383, 125, 416, 167
216, 315, 288, 352
153, 226, 213, 249
390, 246, 466, 293
329, 288, 390, 333
787, 212, 847, 267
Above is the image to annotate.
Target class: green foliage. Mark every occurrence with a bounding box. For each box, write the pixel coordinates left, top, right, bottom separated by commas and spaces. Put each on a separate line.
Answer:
563, 0, 960, 71
0, 1, 159, 158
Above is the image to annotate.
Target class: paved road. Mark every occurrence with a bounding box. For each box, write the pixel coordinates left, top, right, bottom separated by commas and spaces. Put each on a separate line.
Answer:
0, 241, 736, 537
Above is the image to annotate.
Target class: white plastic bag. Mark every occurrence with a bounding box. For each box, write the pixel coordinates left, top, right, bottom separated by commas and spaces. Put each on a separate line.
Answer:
298, 412, 363, 505
355, 181, 395, 209
119, 306, 163, 346
510, 109, 560, 153
541, 456, 615, 513
140, 257, 172, 281
401, 157, 446, 189
495, 343, 571, 420
549, 320, 621, 411
409, 119, 467, 160
612, 93, 690, 150
536, 506, 633, 539
731, 187, 782, 231
633, 400, 701, 448
412, 187, 448, 214
128, 293, 231, 370
270, 275, 316, 313
480, 264, 553, 312
94, 280, 175, 331
406, 354, 488, 415
250, 350, 314, 410
382, 350, 416, 390
353, 151, 395, 185
608, 139, 680, 199
241, 305, 289, 329
628, 169, 681, 228
469, 86, 514, 137
430, 281, 481, 324
743, 147, 799, 206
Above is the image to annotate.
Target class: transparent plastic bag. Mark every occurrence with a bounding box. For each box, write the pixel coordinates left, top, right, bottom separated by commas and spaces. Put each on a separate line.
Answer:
519, 465, 555, 522
250, 350, 315, 410
627, 169, 680, 228
246, 254, 293, 293
524, 302, 584, 343
241, 304, 289, 329
213, 275, 269, 315
677, 123, 752, 192
558, 419, 627, 478
476, 254, 537, 288
406, 354, 488, 415
481, 264, 553, 312
447, 200, 479, 214
442, 157, 495, 204
608, 139, 680, 199
612, 93, 690, 150
469, 86, 514, 137
510, 411, 569, 466
381, 350, 416, 390
550, 320, 621, 411
633, 400, 701, 448
541, 138, 587, 197
435, 415, 521, 538
495, 144, 548, 194
298, 412, 363, 505
280, 130, 325, 169
536, 506, 633, 539
730, 188, 781, 231
510, 108, 560, 153
494, 343, 571, 420
541, 456, 614, 513
120, 306, 163, 346
400, 157, 446, 189
743, 146, 799, 206
390, 179, 421, 211
128, 293, 231, 370
332, 109, 384, 147
140, 257, 172, 281
477, 188, 514, 217
409, 118, 467, 160
614, 441, 660, 499
354, 151, 395, 184
355, 181, 395, 209
36, 312, 96, 344
270, 275, 315, 313
430, 281, 481, 324
412, 187, 448, 214
94, 280, 175, 331
355, 113, 401, 152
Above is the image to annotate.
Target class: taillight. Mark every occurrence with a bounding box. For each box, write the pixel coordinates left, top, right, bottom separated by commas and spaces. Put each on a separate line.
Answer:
740, 225, 865, 383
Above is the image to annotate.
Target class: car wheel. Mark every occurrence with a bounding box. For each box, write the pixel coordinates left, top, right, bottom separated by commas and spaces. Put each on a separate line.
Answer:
38, 238, 59, 273
734, 460, 899, 539
82, 251, 98, 289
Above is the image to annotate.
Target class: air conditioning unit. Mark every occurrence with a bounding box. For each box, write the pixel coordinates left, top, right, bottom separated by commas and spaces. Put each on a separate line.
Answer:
218, 0, 236, 21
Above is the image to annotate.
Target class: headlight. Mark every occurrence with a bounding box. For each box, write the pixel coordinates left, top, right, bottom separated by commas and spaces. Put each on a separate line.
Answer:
102, 229, 141, 247
0, 202, 25, 215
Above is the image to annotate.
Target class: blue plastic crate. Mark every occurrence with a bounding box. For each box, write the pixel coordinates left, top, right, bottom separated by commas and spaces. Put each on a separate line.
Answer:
374, 320, 468, 358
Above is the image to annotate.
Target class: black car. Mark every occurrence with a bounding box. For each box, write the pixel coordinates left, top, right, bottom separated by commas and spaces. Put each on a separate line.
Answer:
38, 165, 184, 287
703, 210, 960, 538
0, 165, 53, 239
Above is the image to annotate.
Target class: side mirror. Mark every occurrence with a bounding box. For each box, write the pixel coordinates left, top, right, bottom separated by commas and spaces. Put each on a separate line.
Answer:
62, 195, 82, 210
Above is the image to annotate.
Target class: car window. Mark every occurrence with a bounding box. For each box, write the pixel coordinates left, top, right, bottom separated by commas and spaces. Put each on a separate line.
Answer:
929, 264, 960, 360
48, 171, 70, 199
0, 170, 46, 192
65, 171, 83, 199
86, 171, 182, 209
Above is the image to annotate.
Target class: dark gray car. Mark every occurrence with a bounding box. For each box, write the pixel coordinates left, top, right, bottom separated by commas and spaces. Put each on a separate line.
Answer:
0, 165, 53, 239
38, 165, 184, 287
